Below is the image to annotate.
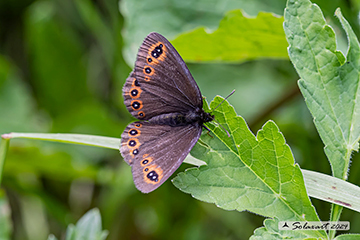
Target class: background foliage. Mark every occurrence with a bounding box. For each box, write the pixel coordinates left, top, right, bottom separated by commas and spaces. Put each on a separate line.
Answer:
0, 0, 360, 239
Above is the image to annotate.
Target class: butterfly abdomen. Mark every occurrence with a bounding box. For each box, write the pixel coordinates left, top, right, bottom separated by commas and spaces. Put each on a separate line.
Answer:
149, 112, 192, 126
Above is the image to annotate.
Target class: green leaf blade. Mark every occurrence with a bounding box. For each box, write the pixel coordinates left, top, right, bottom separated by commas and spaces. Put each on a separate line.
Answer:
120, 0, 286, 65
173, 97, 326, 239
4, 133, 120, 150
335, 9, 360, 151
65, 208, 108, 240
172, 10, 288, 63
302, 169, 360, 213
284, 0, 360, 179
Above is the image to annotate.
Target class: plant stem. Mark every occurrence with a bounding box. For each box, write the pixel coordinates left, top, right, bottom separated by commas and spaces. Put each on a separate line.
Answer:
0, 138, 10, 185
328, 204, 343, 239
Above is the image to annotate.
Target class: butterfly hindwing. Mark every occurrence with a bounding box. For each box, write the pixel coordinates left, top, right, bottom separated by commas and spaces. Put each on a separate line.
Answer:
122, 32, 203, 121
120, 121, 202, 193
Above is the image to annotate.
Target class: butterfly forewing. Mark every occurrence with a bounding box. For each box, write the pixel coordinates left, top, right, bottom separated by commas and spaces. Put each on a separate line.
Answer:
123, 32, 203, 121
120, 122, 202, 193
123, 71, 187, 120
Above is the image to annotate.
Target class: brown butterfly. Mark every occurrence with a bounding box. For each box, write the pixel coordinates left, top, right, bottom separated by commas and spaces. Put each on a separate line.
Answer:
120, 32, 213, 193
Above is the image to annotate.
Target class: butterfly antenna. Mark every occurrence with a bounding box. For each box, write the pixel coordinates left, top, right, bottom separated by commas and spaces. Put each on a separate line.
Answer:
210, 89, 236, 113
206, 89, 235, 137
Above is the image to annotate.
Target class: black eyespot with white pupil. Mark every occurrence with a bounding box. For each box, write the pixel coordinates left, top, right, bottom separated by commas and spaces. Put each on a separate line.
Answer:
129, 140, 136, 147
147, 171, 159, 182
132, 101, 141, 109
131, 89, 138, 97
147, 58, 152, 63
129, 129, 138, 135
151, 45, 163, 58
133, 149, 139, 155
139, 112, 144, 117
134, 79, 140, 86
142, 159, 149, 165
145, 67, 151, 74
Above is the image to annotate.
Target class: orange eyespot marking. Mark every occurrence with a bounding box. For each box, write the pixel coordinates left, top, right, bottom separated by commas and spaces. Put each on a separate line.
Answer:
128, 128, 141, 137
134, 123, 142, 128
131, 100, 143, 111
147, 42, 167, 62
146, 56, 159, 65
129, 148, 139, 158
129, 87, 142, 99
143, 164, 163, 184
131, 78, 140, 87
144, 76, 151, 82
138, 111, 145, 118
141, 157, 153, 166
127, 138, 140, 149
146, 56, 158, 65
143, 66, 155, 76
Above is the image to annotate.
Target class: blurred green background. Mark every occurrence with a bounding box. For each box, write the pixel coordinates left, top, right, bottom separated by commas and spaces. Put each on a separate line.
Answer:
1, 0, 360, 239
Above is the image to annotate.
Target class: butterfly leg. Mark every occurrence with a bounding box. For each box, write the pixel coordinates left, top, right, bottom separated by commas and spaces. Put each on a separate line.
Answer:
202, 125, 211, 132
202, 125, 214, 138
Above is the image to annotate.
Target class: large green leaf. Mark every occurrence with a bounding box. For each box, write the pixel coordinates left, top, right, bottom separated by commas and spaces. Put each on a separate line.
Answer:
120, 0, 286, 65
284, 0, 360, 179
172, 10, 288, 63
172, 97, 326, 239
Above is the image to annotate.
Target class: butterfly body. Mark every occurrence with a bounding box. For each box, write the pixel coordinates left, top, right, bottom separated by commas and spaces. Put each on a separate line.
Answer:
121, 32, 213, 193
148, 108, 213, 127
